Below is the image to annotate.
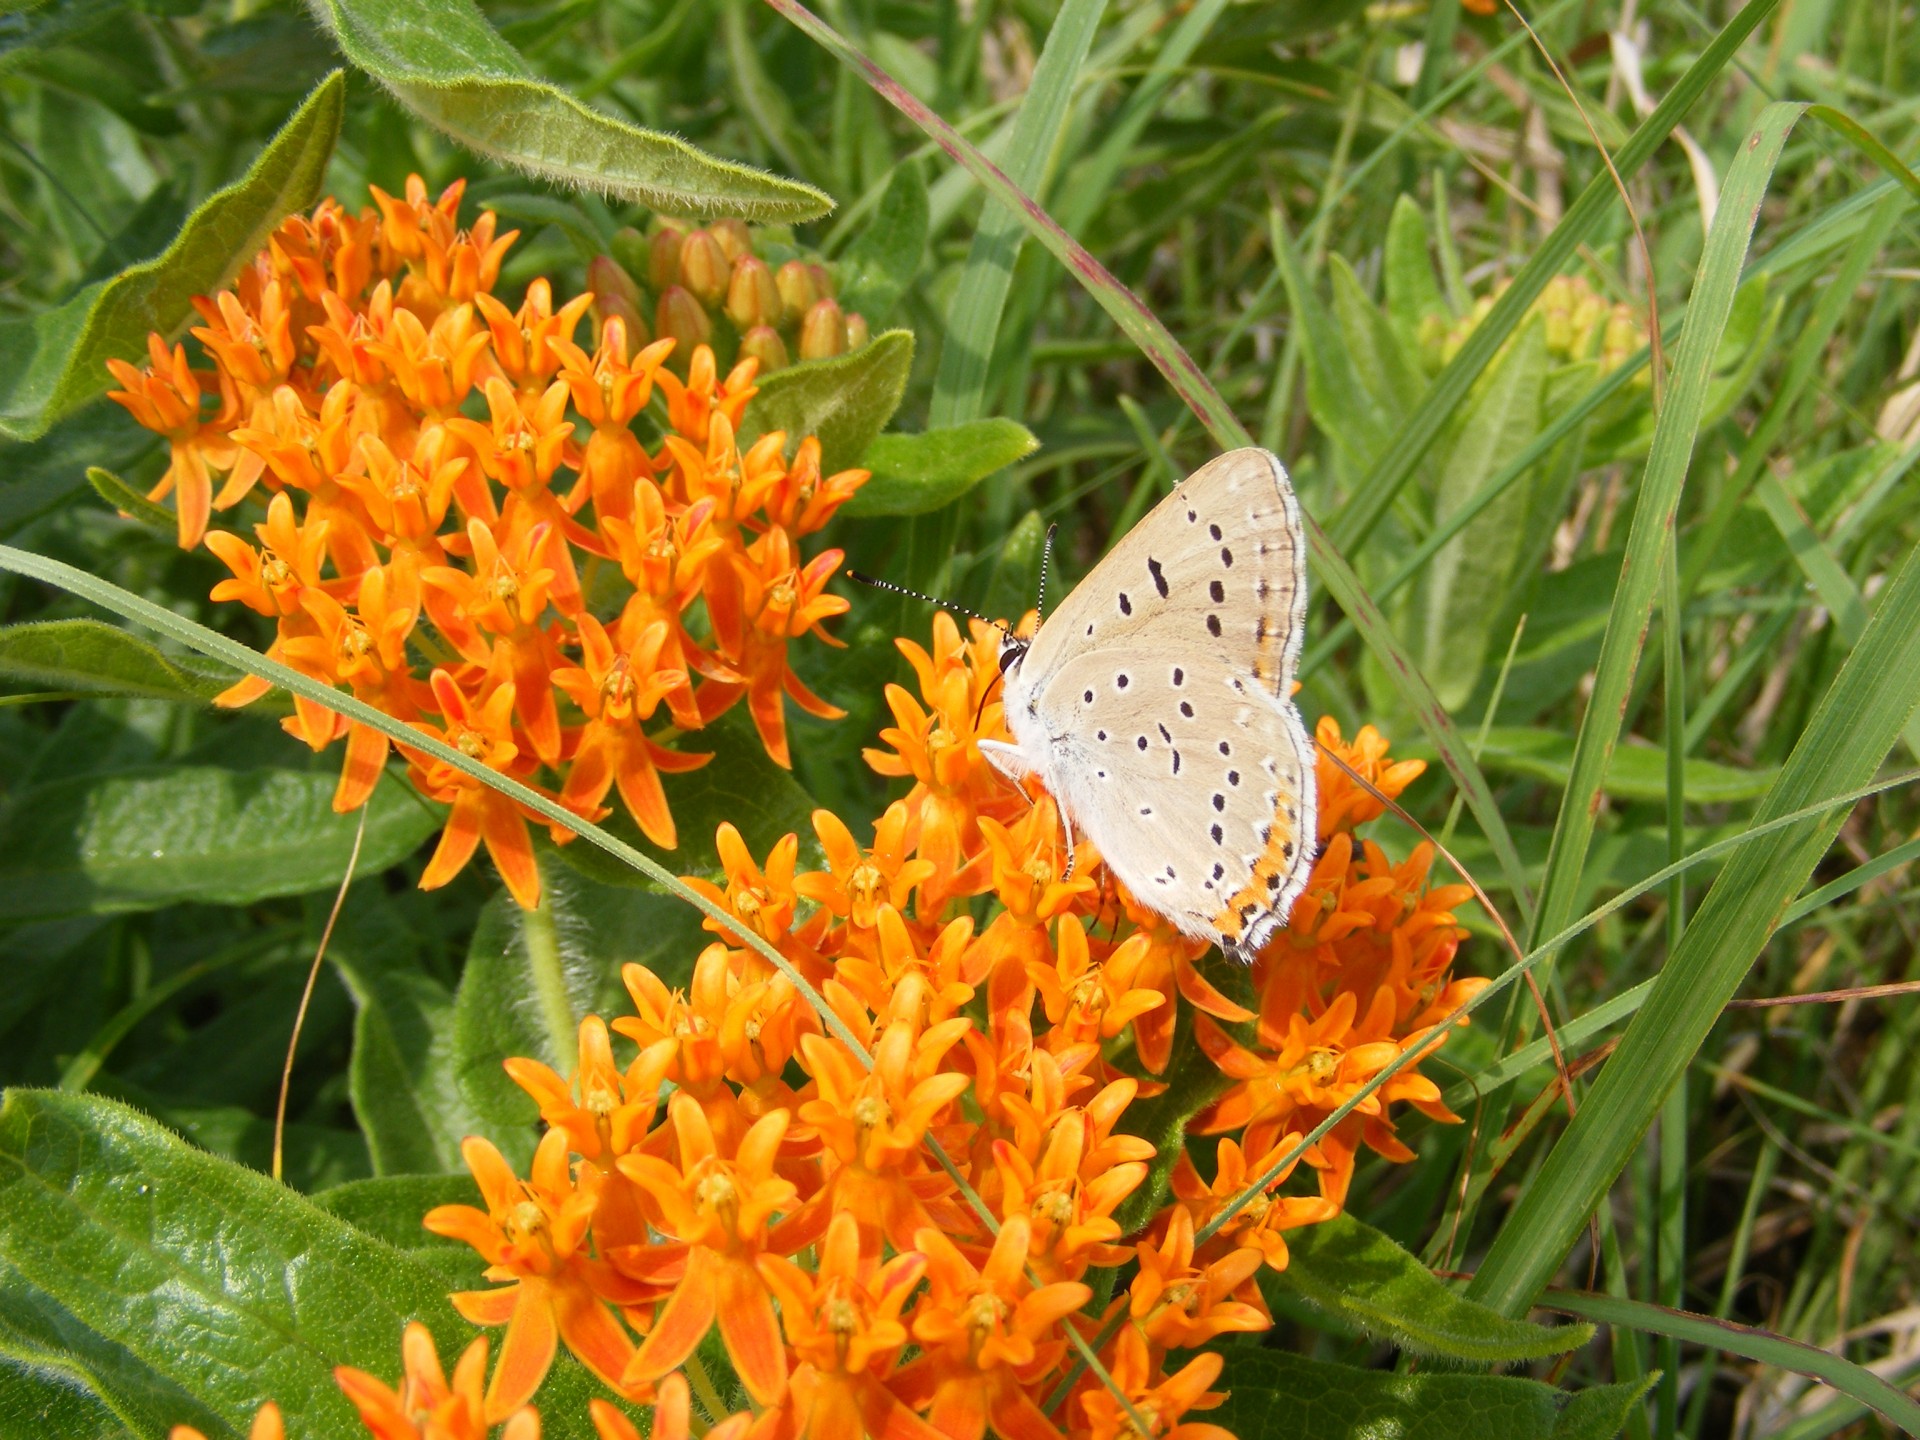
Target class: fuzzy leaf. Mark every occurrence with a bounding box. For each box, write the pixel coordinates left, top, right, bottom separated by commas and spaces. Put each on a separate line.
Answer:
844, 418, 1039, 517
1210, 1350, 1648, 1440
308, 0, 830, 219
0, 758, 441, 920
0, 73, 344, 443
743, 329, 914, 473
0, 1090, 514, 1440
1265, 1213, 1592, 1364
312, 1174, 482, 1249
836, 162, 928, 324
0, 619, 237, 703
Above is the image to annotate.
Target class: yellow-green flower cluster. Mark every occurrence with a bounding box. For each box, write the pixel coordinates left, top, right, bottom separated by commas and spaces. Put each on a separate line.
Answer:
592, 218, 867, 376
1419, 273, 1647, 375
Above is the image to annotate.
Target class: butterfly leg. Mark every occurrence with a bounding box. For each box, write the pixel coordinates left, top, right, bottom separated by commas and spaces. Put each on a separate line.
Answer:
1060, 806, 1078, 882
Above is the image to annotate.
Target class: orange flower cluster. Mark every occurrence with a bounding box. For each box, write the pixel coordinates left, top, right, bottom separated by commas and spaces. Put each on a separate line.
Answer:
107, 176, 866, 909
401, 613, 1486, 1440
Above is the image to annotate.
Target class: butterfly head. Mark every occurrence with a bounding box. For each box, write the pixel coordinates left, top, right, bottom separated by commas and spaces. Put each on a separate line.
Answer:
996, 634, 1030, 677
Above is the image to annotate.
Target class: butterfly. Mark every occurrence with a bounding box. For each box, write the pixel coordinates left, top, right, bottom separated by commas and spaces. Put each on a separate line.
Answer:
978, 447, 1316, 964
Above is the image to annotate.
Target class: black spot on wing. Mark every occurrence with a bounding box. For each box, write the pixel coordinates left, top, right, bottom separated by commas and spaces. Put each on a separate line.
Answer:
1148, 557, 1169, 598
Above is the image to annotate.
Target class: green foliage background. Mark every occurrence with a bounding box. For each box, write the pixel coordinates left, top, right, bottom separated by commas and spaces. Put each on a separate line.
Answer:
2, 1, 1919, 1437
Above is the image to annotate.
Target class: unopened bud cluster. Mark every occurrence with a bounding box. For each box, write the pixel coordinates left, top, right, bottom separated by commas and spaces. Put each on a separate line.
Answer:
1419, 273, 1648, 377
594, 218, 869, 375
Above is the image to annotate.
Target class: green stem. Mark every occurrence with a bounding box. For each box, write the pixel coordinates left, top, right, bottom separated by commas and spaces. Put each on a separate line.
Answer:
520, 858, 578, 1074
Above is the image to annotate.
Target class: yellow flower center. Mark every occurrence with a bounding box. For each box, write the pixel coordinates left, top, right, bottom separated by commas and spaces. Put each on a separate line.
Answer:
696, 1168, 741, 1232
261, 554, 293, 589
454, 728, 488, 760
964, 1293, 1006, 1359
490, 570, 520, 606
852, 1094, 888, 1131
846, 860, 885, 914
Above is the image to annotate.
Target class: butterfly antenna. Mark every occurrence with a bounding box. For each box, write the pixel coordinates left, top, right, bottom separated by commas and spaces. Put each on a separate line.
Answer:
844, 569, 1011, 636
1036, 523, 1059, 624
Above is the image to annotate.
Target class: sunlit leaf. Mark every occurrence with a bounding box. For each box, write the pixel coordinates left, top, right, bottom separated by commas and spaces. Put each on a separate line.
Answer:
844, 419, 1038, 517
308, 0, 830, 219
742, 329, 914, 473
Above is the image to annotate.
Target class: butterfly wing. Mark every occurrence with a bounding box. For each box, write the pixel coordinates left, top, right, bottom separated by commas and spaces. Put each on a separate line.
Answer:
1014, 448, 1316, 957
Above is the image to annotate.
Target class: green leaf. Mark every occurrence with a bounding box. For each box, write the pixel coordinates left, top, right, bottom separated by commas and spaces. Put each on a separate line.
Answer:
308, 0, 829, 219
1328, 254, 1425, 421
0, 758, 441, 921
85, 465, 175, 533
1384, 193, 1448, 336
1418, 318, 1549, 709
0, 72, 344, 444
1471, 727, 1779, 803
1542, 1289, 1920, 1435
741, 329, 913, 474
1209, 1350, 1647, 1440
1329, 0, 1786, 552
843, 419, 1039, 517
0, 1254, 215, 1440
450, 858, 710, 1152
312, 1174, 480, 1250
0, 619, 237, 703
835, 161, 928, 324
326, 897, 487, 1176
0, 1090, 482, 1440
1269, 1213, 1592, 1363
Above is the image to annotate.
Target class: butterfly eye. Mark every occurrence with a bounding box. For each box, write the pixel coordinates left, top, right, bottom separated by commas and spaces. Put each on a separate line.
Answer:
998, 640, 1028, 674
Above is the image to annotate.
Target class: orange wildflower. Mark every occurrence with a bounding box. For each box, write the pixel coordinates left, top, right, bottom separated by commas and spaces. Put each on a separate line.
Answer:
423, 1131, 635, 1420
333, 1322, 537, 1440
169, 1402, 283, 1440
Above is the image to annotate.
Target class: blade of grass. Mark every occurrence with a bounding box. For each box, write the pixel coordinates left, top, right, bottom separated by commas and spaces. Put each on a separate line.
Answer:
766, 0, 1535, 915
1465, 525, 1920, 1317
1521, 101, 1802, 1023
1538, 1289, 1920, 1434
1327, 0, 1786, 556
927, 0, 1108, 428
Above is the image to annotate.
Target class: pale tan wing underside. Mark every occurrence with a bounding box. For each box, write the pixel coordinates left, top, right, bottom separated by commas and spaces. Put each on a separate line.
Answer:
1021, 448, 1316, 955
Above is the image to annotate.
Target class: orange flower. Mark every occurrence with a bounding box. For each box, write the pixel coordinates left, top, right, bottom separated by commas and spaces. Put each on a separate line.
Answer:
423, 1131, 636, 1419
589, 1375, 751, 1440
701, 526, 850, 769
333, 1322, 537, 1440
616, 1095, 796, 1405
797, 998, 973, 1254
1076, 1330, 1233, 1440
401, 669, 544, 909
106, 334, 240, 548
753, 1210, 939, 1440
552, 614, 705, 848
898, 1216, 1090, 1440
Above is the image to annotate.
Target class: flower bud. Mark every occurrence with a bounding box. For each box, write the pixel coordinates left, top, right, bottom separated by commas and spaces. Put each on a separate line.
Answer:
648, 226, 685, 291
656, 284, 712, 352
587, 255, 650, 348
807, 262, 835, 299
726, 255, 781, 331
799, 298, 846, 361
775, 260, 818, 324
679, 229, 729, 307
709, 217, 752, 262
739, 325, 791, 374
842, 310, 869, 350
